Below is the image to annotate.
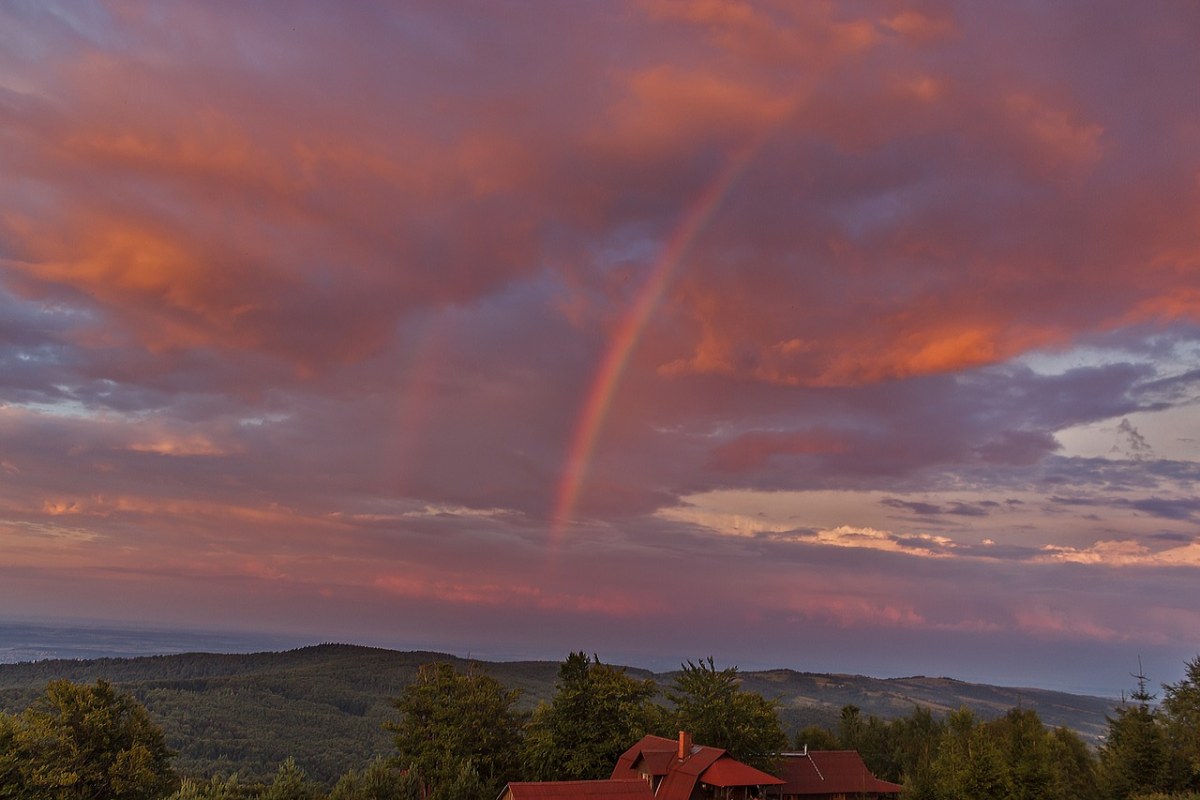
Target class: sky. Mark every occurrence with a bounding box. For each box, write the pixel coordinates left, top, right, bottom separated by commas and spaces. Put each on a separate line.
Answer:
1, 1, 1199, 698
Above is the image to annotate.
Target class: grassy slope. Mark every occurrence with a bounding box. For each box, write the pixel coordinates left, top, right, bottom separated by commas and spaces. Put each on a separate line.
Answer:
0, 644, 1115, 785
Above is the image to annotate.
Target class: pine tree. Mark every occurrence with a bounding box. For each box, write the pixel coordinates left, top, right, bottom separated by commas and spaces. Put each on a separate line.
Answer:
1099, 667, 1169, 800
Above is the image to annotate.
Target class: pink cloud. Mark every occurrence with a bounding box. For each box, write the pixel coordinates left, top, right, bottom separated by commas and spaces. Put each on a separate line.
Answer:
1, 0, 1199, 691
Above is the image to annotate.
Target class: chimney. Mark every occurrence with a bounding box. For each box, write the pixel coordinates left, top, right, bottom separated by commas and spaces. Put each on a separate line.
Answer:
678, 730, 692, 760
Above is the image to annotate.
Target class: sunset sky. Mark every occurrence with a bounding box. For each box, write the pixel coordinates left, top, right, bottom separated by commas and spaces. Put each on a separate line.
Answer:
2, 1, 1199, 696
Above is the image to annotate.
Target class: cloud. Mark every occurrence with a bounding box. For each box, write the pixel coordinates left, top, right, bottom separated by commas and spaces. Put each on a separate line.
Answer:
1113, 418, 1154, 460
2, 0, 1200, 690
1041, 538, 1200, 569
881, 498, 996, 517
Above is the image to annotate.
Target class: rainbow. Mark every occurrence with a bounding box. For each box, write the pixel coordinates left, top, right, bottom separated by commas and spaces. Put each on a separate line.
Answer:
550, 137, 768, 543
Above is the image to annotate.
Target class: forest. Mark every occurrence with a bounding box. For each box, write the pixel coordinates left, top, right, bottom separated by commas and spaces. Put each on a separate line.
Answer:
2, 651, 1199, 800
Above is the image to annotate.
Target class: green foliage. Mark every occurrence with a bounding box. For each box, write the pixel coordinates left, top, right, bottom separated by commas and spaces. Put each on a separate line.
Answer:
1048, 726, 1100, 800
431, 759, 488, 800
1100, 672, 1171, 800
834, 704, 944, 790
168, 774, 250, 800
793, 724, 839, 751
1, 645, 1147, 798
931, 708, 1008, 800
839, 705, 865, 751
386, 663, 523, 799
923, 705, 1099, 800
522, 652, 663, 781
260, 758, 322, 800
667, 658, 786, 772
1163, 656, 1200, 791
1, 712, 22, 800
885, 707, 944, 799
0, 645, 1119, 784
990, 708, 1055, 800
1, 679, 178, 800
329, 758, 418, 800
0, 645, 556, 785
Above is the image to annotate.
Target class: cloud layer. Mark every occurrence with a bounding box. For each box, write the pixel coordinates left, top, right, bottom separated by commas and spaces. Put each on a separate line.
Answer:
2, 0, 1199, 694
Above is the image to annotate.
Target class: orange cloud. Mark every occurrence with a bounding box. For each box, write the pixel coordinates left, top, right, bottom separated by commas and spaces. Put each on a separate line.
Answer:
641, 0, 878, 65
1040, 539, 1200, 569
633, 65, 794, 132
1003, 92, 1105, 170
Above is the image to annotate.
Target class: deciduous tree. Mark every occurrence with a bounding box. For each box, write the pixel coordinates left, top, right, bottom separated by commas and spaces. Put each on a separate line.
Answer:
4, 679, 178, 800
523, 652, 663, 780
793, 725, 839, 751
386, 663, 523, 800
667, 658, 786, 771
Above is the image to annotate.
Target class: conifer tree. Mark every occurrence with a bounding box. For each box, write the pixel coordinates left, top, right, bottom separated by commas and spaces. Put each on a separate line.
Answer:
1162, 655, 1200, 791
1099, 668, 1170, 800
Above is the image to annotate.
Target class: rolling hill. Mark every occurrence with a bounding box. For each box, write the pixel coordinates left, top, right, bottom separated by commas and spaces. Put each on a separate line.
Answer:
0, 644, 1117, 785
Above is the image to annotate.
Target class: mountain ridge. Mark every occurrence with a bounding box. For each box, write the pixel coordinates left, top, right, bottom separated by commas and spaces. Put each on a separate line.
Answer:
0, 643, 1118, 784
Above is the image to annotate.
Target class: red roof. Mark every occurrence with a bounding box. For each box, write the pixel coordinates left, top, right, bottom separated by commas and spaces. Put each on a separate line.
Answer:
637, 750, 676, 777
611, 734, 678, 781
614, 735, 783, 800
503, 780, 656, 800
653, 744, 724, 800
700, 758, 786, 788
775, 751, 903, 796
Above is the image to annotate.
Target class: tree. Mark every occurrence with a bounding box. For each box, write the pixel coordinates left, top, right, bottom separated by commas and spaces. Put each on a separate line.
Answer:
838, 705, 864, 751
330, 758, 420, 800
988, 708, 1055, 800
168, 774, 247, 800
887, 707, 944, 800
931, 708, 1008, 800
260, 758, 321, 800
386, 663, 523, 799
794, 725, 840, 751
523, 652, 663, 781
1162, 655, 1200, 791
1046, 726, 1098, 800
4, 679, 178, 800
0, 712, 23, 800
667, 658, 786, 771
1099, 670, 1170, 800
435, 759, 488, 800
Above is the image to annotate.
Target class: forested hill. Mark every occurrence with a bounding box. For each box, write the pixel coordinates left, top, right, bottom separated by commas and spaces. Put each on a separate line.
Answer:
0, 643, 1116, 784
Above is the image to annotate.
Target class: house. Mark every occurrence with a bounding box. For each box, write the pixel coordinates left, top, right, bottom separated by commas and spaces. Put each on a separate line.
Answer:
611, 733, 785, 800
500, 779, 657, 800
773, 750, 902, 800
498, 734, 900, 800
